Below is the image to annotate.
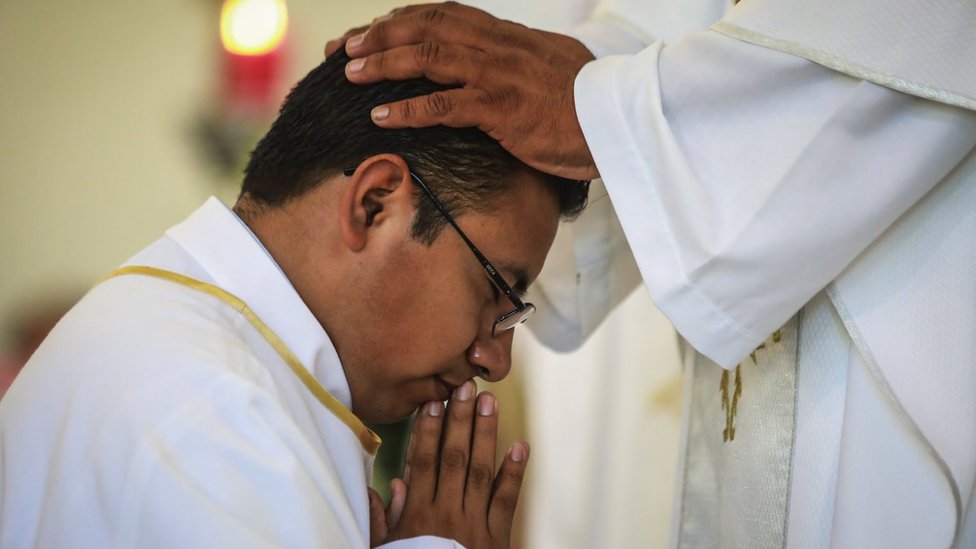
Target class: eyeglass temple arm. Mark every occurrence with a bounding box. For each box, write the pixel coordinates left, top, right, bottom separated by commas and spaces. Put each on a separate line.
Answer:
340, 167, 525, 307
405, 173, 527, 308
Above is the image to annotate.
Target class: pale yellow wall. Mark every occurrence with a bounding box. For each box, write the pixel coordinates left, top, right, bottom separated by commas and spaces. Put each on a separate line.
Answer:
0, 0, 402, 349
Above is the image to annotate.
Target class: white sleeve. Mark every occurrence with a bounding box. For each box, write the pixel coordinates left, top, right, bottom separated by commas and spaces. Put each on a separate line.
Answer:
525, 0, 730, 353
575, 31, 976, 368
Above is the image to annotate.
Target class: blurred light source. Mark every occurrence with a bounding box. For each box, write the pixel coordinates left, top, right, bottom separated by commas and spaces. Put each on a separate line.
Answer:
220, 0, 288, 56
196, 0, 290, 181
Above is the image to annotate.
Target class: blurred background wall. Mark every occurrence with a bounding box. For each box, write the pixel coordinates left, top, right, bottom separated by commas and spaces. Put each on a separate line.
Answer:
0, 1, 683, 547
0, 0, 407, 349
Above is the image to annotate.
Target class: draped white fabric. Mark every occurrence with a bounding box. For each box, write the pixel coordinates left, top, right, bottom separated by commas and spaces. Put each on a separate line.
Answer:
570, 4, 976, 547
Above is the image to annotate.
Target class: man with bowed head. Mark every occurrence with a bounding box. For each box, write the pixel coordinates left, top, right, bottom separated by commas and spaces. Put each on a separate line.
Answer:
0, 50, 589, 548
334, 1, 976, 547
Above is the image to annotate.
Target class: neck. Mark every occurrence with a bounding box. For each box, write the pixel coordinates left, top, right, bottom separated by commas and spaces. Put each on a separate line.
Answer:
231, 187, 392, 398
233, 192, 350, 339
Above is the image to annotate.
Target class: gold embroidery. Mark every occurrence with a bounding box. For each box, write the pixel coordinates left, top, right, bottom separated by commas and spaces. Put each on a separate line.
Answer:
749, 343, 765, 365
720, 366, 742, 442
719, 329, 783, 442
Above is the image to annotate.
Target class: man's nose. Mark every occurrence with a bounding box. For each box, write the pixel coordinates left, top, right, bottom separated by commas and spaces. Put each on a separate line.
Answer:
466, 328, 514, 383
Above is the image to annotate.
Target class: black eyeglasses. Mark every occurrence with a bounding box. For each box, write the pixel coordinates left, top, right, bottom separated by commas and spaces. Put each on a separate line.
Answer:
343, 167, 535, 336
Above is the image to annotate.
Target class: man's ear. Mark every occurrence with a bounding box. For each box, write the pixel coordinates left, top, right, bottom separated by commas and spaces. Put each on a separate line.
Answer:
338, 154, 415, 252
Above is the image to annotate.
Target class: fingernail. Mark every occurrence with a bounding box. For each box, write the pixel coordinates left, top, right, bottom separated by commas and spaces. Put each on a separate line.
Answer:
455, 380, 475, 402
426, 401, 442, 416
371, 106, 389, 121
478, 394, 496, 416
510, 443, 525, 462
346, 58, 365, 73
347, 32, 365, 50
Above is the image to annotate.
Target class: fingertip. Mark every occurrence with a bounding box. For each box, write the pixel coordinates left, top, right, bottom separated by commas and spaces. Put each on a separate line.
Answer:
509, 441, 529, 463
388, 477, 407, 528
454, 379, 476, 402
389, 480, 403, 505
477, 392, 497, 416
423, 400, 442, 417
372, 106, 390, 122
346, 32, 366, 54
346, 58, 366, 74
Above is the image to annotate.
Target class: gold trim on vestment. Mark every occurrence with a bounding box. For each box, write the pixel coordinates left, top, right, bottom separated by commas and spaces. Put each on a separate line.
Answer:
101, 265, 382, 455
720, 330, 783, 443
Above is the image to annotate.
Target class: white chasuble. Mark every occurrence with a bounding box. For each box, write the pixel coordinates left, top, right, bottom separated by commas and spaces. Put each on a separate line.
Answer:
562, 0, 976, 546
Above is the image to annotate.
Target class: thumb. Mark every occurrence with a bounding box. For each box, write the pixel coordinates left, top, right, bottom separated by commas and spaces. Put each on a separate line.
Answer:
367, 487, 389, 547
387, 478, 408, 531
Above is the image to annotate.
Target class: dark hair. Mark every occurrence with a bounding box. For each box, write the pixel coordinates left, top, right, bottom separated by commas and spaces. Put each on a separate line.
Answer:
241, 51, 588, 244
